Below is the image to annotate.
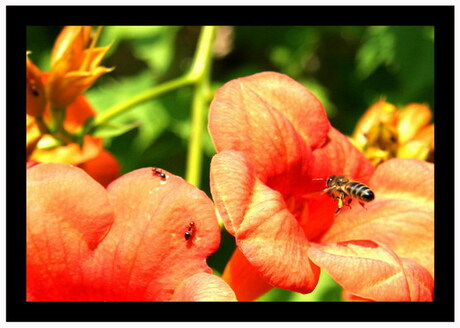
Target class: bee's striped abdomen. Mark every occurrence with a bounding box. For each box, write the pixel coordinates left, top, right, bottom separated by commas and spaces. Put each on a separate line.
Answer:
346, 182, 375, 202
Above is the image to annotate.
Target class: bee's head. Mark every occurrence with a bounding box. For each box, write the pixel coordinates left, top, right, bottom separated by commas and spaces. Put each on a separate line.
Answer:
326, 175, 337, 187
327, 175, 347, 187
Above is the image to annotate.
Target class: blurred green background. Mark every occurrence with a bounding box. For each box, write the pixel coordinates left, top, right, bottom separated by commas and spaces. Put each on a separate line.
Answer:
26, 26, 434, 301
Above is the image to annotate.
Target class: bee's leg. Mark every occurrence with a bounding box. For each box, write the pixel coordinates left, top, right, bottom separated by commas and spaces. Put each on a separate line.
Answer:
358, 201, 368, 210
335, 193, 345, 214
346, 198, 353, 207
323, 187, 334, 194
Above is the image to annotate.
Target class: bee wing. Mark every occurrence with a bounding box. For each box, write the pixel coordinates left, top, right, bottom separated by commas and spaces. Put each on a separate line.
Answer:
301, 178, 328, 199
301, 189, 327, 199
347, 174, 374, 186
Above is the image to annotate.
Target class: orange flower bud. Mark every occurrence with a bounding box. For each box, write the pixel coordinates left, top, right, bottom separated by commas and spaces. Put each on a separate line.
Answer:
397, 140, 431, 160
46, 26, 114, 108
397, 104, 432, 144
352, 100, 398, 150
352, 100, 434, 165
360, 146, 391, 166
26, 53, 46, 117
412, 124, 434, 162
413, 124, 434, 147
50, 26, 92, 68
30, 135, 102, 165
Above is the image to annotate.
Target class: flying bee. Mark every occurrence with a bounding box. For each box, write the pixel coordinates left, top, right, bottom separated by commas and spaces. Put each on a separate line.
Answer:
319, 175, 375, 214
184, 221, 195, 241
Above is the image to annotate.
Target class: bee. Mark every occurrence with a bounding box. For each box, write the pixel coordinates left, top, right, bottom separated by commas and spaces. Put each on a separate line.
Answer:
152, 167, 167, 180
322, 175, 375, 214
184, 221, 195, 241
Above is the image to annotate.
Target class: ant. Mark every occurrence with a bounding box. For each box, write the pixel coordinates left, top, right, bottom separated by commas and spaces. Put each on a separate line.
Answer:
152, 167, 167, 180
184, 221, 195, 241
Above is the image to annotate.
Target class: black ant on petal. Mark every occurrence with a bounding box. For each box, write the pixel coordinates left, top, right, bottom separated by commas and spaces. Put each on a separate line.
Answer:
184, 221, 195, 241
152, 167, 167, 180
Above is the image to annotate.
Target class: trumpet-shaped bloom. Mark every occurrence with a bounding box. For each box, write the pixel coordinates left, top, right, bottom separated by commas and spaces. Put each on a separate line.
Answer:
26, 35, 118, 187
27, 92, 120, 187
46, 26, 113, 108
27, 163, 235, 301
351, 100, 434, 165
208, 72, 434, 301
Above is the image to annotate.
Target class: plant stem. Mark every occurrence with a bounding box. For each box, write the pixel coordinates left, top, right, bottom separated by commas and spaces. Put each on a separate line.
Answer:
91, 74, 192, 128
49, 106, 75, 144
88, 26, 217, 188
185, 26, 217, 188
34, 115, 51, 135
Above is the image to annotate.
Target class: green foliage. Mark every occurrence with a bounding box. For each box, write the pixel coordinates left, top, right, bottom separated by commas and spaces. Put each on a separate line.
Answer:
356, 26, 434, 107
85, 72, 171, 173
99, 26, 181, 78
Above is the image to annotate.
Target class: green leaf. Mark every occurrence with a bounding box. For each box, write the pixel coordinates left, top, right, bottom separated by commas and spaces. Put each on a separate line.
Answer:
85, 72, 171, 158
91, 122, 140, 138
100, 26, 180, 77
355, 26, 395, 80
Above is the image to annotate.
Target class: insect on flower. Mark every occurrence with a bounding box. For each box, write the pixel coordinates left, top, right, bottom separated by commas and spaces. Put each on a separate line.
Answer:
184, 221, 195, 241
152, 167, 167, 180
29, 82, 40, 97
314, 175, 375, 214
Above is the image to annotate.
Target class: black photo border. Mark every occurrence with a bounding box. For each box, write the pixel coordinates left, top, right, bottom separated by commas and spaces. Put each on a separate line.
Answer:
7, 5, 454, 322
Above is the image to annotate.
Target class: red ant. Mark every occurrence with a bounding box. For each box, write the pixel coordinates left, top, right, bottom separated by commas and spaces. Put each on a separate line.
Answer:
152, 167, 167, 180
184, 221, 195, 240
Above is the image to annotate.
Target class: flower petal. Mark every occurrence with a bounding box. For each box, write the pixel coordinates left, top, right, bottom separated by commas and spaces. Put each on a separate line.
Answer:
221, 248, 274, 301
310, 127, 375, 181
320, 158, 434, 276
308, 240, 434, 301
27, 165, 221, 301
62, 94, 96, 133
27, 163, 115, 301
370, 158, 434, 203
50, 26, 92, 68
209, 71, 329, 193
78, 150, 120, 187
210, 150, 256, 235
47, 26, 113, 108
48, 68, 113, 108
397, 140, 431, 161
344, 256, 435, 301
30, 135, 103, 165
342, 290, 373, 301
352, 100, 398, 150
172, 273, 237, 301
93, 168, 221, 301
210, 150, 320, 295
397, 104, 432, 144
26, 54, 46, 117
296, 127, 375, 241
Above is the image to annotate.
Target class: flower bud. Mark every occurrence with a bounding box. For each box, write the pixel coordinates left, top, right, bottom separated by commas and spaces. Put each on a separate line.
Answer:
26, 53, 46, 117
46, 26, 113, 108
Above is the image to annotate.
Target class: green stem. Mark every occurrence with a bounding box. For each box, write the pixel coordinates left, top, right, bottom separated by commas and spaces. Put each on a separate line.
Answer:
87, 26, 217, 188
91, 74, 192, 128
185, 26, 217, 187
49, 106, 75, 144
34, 115, 51, 135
